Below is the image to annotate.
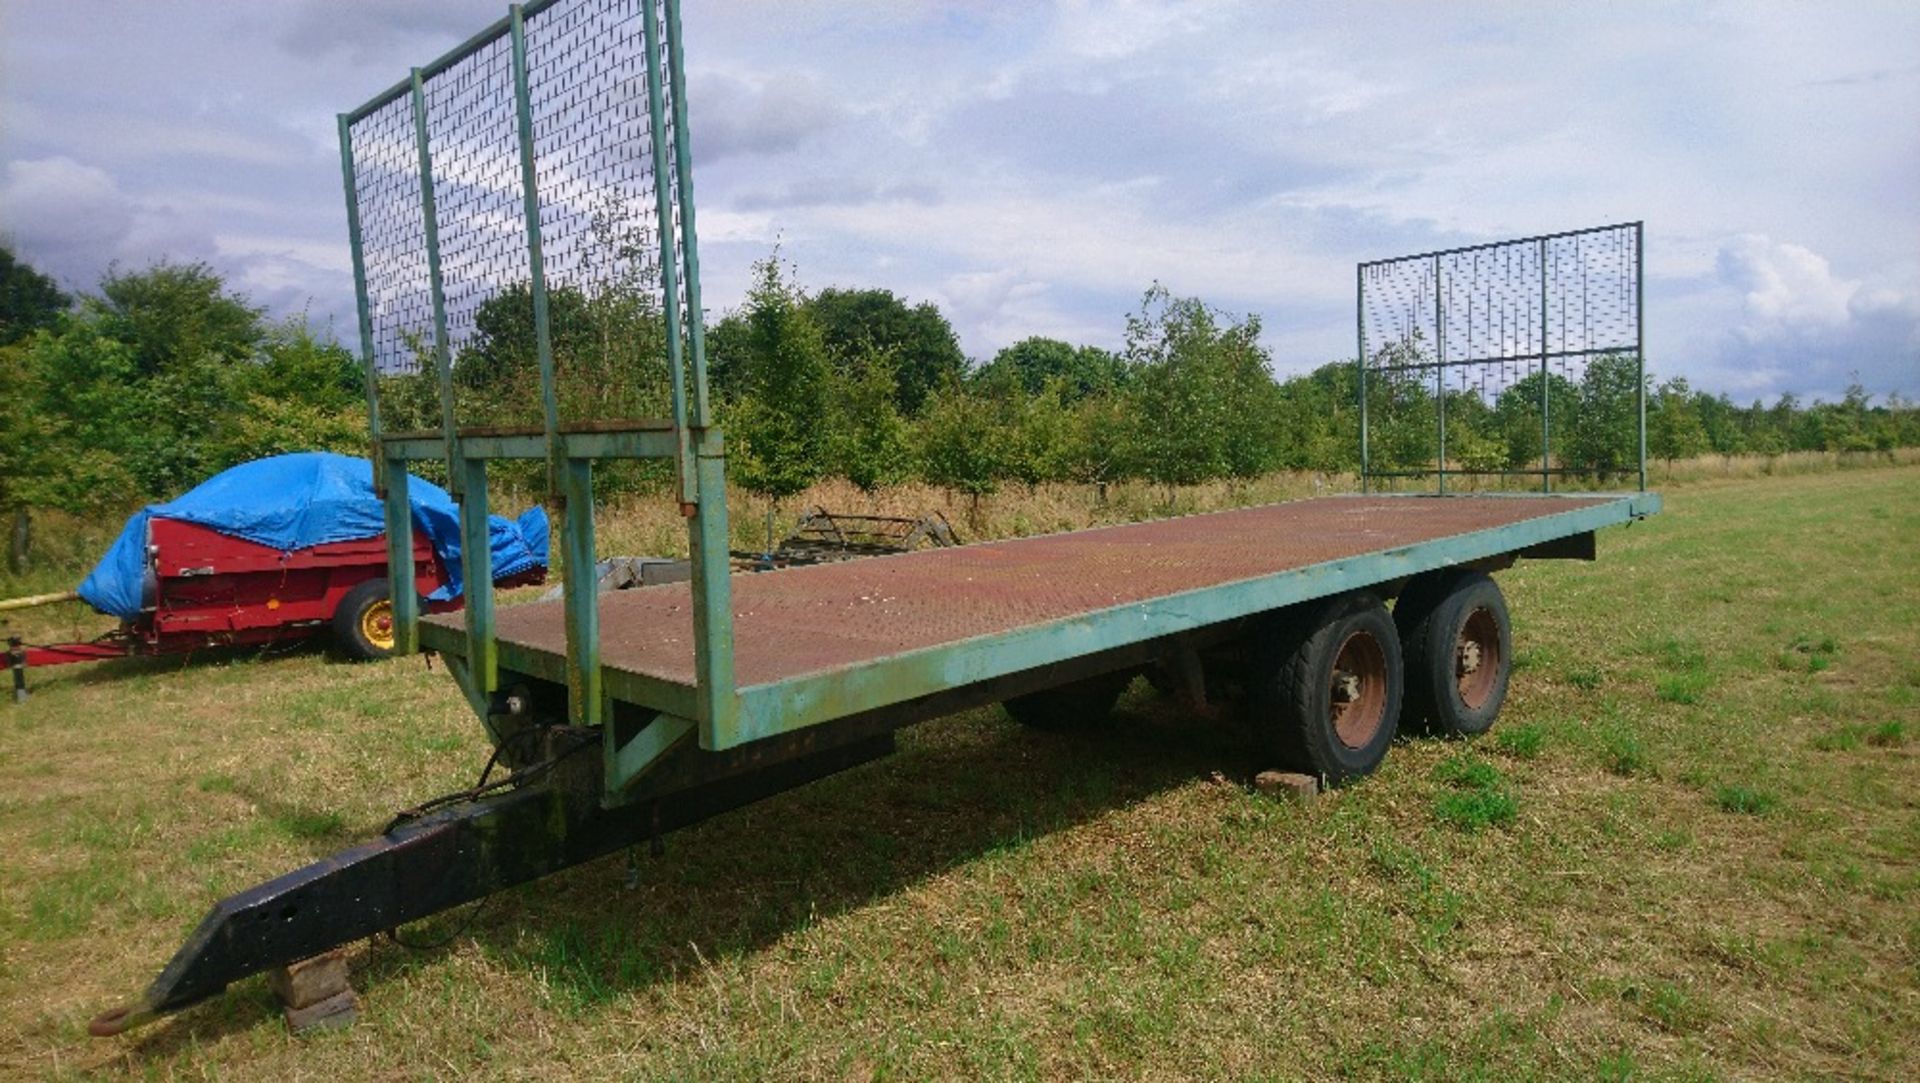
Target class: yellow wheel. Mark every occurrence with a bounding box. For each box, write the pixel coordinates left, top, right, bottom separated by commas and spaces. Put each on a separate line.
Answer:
361, 598, 395, 653
334, 579, 397, 660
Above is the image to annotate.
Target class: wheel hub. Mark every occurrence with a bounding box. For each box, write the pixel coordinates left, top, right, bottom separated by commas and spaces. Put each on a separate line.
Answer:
1328, 631, 1388, 749
1457, 639, 1483, 676
1454, 606, 1501, 710
362, 599, 396, 652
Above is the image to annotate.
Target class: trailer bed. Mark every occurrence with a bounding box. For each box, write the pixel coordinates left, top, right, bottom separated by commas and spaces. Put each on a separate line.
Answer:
422, 492, 1656, 742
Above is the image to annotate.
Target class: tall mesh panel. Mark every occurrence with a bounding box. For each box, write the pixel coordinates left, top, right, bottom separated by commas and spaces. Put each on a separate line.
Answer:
349, 95, 437, 431
344, 0, 687, 435
1358, 224, 1643, 490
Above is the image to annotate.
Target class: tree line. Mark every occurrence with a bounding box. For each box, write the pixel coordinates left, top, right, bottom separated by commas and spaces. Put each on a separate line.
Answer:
4, 243, 1917, 528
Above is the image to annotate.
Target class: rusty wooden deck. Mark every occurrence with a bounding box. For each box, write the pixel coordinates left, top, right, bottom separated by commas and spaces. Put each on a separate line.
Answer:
428, 494, 1624, 693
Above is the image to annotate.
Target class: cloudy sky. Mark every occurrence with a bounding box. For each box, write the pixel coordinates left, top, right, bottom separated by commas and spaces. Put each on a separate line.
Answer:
3, 0, 1916, 401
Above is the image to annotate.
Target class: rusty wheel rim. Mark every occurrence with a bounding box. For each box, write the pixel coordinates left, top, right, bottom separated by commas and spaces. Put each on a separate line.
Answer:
1329, 630, 1388, 749
362, 599, 396, 652
1455, 606, 1501, 710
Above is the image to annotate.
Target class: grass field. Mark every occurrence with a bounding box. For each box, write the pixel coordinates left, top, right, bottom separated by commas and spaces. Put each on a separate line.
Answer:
1, 463, 1916, 1080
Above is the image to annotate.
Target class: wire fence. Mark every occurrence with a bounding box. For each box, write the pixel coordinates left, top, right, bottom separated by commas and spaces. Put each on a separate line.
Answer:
1357, 223, 1644, 491
343, 0, 686, 435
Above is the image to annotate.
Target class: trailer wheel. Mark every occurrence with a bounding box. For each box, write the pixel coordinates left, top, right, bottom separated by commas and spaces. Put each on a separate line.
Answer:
1396, 571, 1510, 737
1253, 592, 1402, 784
334, 579, 396, 661
1004, 670, 1133, 731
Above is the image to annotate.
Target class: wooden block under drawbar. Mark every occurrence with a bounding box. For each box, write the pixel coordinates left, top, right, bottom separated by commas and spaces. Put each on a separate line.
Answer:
283, 988, 358, 1034
266, 947, 352, 1011
1254, 770, 1320, 801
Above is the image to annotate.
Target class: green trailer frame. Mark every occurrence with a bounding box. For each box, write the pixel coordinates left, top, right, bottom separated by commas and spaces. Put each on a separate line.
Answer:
90, 0, 1660, 1037
336, 0, 739, 790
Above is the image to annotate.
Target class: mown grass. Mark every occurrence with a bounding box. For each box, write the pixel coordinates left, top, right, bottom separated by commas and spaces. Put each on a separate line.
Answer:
0, 462, 1915, 1079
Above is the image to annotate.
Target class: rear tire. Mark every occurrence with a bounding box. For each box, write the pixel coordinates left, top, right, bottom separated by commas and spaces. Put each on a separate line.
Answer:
1251, 592, 1402, 784
1396, 571, 1511, 737
334, 578, 396, 661
1004, 670, 1133, 731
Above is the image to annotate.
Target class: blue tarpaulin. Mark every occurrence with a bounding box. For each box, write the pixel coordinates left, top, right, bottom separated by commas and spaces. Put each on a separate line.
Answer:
77, 452, 549, 619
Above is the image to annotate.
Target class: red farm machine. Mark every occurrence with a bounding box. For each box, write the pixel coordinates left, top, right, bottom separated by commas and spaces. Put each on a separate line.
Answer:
5, 454, 548, 701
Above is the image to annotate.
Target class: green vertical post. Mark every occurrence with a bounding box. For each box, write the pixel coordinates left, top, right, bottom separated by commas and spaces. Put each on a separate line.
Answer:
339, 113, 415, 654
458, 457, 496, 694
1539, 238, 1552, 494
381, 458, 418, 655
410, 69, 461, 496
508, 4, 561, 498
665, 0, 712, 427
337, 115, 385, 486
664, 0, 736, 745
1356, 263, 1369, 494
560, 458, 599, 726
639, 6, 696, 505
689, 433, 736, 748
1433, 256, 1446, 495
1635, 221, 1647, 492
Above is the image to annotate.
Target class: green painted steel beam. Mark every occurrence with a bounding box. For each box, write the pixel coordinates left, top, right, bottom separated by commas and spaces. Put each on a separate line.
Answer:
343, 0, 569, 123
1636, 221, 1648, 492
688, 433, 738, 748
380, 457, 418, 655
1355, 262, 1368, 495
457, 457, 498, 696
1434, 253, 1447, 496
438, 649, 495, 738
1540, 236, 1553, 494
707, 493, 1659, 749
604, 713, 697, 804
336, 114, 385, 488
664, 0, 712, 427
382, 430, 683, 462
420, 621, 703, 722
508, 4, 562, 499
638, 4, 697, 506
410, 68, 462, 496
560, 458, 600, 726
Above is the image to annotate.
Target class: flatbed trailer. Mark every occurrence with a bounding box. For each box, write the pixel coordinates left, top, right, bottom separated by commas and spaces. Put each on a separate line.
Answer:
89, 0, 1656, 1037
423, 492, 1652, 750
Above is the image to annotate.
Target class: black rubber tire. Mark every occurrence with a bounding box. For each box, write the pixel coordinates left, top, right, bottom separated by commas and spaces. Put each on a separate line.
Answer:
1251, 592, 1403, 785
1004, 670, 1134, 731
333, 578, 396, 661
1396, 571, 1511, 737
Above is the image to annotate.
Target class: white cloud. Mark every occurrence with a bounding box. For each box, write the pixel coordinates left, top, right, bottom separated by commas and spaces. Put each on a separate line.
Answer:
689, 69, 845, 163
1702, 235, 1920, 399
1717, 234, 1856, 333
0, 156, 211, 287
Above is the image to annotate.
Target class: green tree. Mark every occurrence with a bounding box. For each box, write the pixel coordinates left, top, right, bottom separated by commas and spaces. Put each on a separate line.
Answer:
803, 287, 966, 415
726, 255, 832, 502
914, 382, 1008, 520
825, 346, 912, 492
1566, 354, 1643, 478
1492, 370, 1579, 471
95, 260, 262, 376
1362, 341, 1438, 476
1124, 285, 1276, 502
212, 319, 367, 465
1060, 391, 1138, 500
1274, 360, 1362, 474
975, 337, 1126, 402
0, 246, 70, 345
1648, 376, 1708, 473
